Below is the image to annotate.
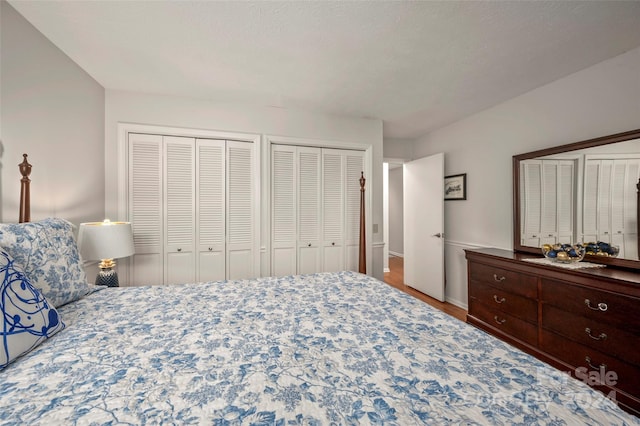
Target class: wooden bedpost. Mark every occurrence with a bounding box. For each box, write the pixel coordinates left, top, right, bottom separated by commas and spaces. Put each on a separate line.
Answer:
637, 178, 639, 259
19, 154, 32, 223
359, 171, 366, 274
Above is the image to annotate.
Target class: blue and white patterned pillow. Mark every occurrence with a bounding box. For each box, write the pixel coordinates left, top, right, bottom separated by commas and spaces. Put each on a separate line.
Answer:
0, 218, 90, 307
1, 249, 65, 369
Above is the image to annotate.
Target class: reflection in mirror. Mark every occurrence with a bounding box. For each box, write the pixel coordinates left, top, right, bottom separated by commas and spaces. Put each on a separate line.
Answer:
514, 129, 640, 269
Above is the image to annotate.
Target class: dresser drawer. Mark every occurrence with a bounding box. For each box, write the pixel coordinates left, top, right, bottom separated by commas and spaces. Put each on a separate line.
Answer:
540, 279, 640, 334
540, 329, 640, 398
469, 262, 537, 298
469, 280, 537, 324
469, 300, 537, 346
542, 305, 640, 367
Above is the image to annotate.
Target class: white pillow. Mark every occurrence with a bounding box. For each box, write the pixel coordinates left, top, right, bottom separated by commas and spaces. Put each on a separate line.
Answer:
0, 249, 65, 369
0, 218, 90, 307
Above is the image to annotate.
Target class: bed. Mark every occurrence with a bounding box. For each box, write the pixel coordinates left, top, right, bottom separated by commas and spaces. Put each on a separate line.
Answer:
1, 155, 638, 424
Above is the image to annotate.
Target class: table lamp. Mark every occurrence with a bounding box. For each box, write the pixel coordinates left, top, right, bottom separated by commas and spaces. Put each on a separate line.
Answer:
78, 220, 135, 287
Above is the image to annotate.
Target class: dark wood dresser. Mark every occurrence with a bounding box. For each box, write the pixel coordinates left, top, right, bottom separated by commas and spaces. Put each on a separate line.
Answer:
465, 248, 640, 416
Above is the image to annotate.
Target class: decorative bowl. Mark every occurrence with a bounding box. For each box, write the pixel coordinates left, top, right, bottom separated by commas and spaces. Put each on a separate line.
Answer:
542, 243, 586, 263
584, 241, 620, 258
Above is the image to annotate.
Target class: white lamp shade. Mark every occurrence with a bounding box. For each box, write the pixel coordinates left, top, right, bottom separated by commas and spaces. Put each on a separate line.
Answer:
78, 221, 135, 261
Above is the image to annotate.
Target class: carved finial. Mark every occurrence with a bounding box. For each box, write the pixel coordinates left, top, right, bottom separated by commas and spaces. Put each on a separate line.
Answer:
359, 171, 365, 192
19, 153, 32, 180
19, 153, 32, 223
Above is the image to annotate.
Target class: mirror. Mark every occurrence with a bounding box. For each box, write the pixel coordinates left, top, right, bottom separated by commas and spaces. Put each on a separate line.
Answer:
514, 129, 640, 270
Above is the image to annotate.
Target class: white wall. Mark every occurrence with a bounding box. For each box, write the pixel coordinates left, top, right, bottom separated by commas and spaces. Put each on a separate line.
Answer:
383, 138, 414, 160
0, 1, 105, 225
104, 90, 385, 279
412, 46, 640, 309
388, 167, 404, 255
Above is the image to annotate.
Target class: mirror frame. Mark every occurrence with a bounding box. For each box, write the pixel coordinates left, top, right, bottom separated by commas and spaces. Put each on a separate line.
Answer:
513, 128, 640, 270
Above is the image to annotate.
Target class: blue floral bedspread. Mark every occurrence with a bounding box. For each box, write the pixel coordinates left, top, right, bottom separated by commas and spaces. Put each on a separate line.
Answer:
1, 271, 637, 425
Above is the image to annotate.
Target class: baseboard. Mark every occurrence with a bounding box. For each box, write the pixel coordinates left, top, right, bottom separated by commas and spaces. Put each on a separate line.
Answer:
445, 297, 468, 311
389, 251, 403, 258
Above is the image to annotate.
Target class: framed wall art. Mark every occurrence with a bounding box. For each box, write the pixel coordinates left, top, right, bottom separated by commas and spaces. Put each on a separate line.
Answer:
444, 173, 466, 200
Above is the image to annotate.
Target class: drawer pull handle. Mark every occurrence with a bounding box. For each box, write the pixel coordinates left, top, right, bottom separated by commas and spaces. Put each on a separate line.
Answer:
584, 328, 607, 341
493, 295, 506, 304
494, 315, 506, 325
177, 248, 182, 252
584, 299, 608, 312
493, 274, 506, 283
585, 356, 606, 371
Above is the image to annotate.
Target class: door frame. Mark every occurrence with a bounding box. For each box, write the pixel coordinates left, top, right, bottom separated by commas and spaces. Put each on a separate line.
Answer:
383, 158, 407, 273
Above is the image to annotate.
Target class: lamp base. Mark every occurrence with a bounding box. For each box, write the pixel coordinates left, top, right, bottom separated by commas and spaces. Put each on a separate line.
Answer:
95, 268, 119, 287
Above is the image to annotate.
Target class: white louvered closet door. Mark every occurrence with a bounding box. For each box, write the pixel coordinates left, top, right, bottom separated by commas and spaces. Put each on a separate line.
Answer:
597, 160, 614, 243
521, 159, 575, 246
164, 136, 195, 284
520, 160, 542, 246
297, 147, 322, 274
345, 152, 365, 271
622, 160, 640, 259
322, 150, 345, 272
610, 160, 627, 253
196, 139, 226, 281
582, 161, 600, 243
540, 161, 559, 245
271, 145, 297, 277
128, 133, 163, 286
226, 141, 255, 280
587, 158, 640, 258
557, 161, 575, 243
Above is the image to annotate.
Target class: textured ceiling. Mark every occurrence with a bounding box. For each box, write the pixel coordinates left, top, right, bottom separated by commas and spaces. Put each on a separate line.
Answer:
8, 0, 640, 139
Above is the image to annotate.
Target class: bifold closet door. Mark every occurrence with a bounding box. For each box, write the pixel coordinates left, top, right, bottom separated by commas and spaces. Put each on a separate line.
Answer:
226, 140, 255, 280
196, 139, 226, 281
584, 158, 640, 257
520, 159, 574, 247
271, 145, 364, 276
271, 145, 297, 276
128, 133, 164, 286
164, 136, 196, 285
270, 145, 322, 276
321, 150, 345, 272
297, 147, 322, 274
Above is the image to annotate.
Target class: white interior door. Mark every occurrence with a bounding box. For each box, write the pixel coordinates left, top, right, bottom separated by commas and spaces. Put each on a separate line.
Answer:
403, 153, 445, 301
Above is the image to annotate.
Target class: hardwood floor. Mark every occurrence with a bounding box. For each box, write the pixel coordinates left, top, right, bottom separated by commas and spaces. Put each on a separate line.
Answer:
383, 256, 467, 322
